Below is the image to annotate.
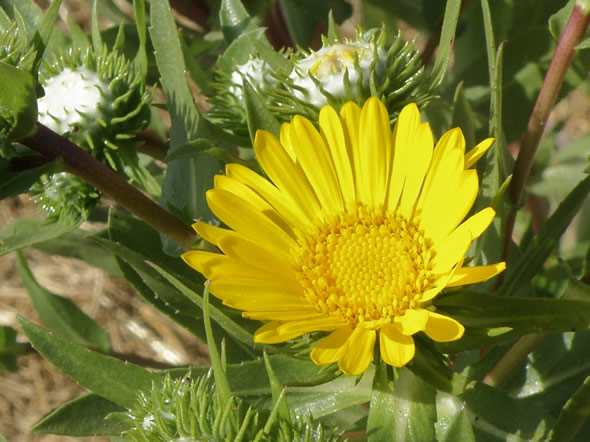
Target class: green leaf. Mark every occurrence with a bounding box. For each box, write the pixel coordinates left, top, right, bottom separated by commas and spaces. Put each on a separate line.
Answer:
549, 375, 590, 442
437, 409, 476, 442
276, 0, 352, 48
147, 260, 257, 349
435, 291, 590, 352
219, 0, 259, 44
0, 217, 80, 257
243, 80, 281, 142
31, 393, 127, 436
462, 382, 552, 441
0, 158, 54, 200
0, 61, 37, 141
451, 82, 475, 149
497, 174, 590, 297
16, 250, 112, 353
19, 317, 161, 409
91, 0, 102, 53
549, 0, 575, 41
368, 364, 436, 441
132, 0, 147, 77
263, 351, 291, 422
32, 229, 123, 277
150, 0, 218, 247
30, 0, 62, 71
430, 0, 462, 90
0, 325, 26, 371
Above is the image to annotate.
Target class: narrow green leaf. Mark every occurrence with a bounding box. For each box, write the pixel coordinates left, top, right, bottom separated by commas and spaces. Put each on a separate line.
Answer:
243, 80, 281, 142
19, 316, 161, 409
219, 0, 259, 44
32, 229, 123, 277
91, 0, 102, 53
16, 250, 112, 353
480, 0, 496, 90
549, 375, 590, 442
0, 325, 26, 371
437, 408, 476, 442
31, 393, 127, 436
451, 82, 475, 149
0, 158, 54, 200
0, 61, 37, 141
147, 260, 256, 348
430, 0, 461, 90
30, 0, 62, 70
263, 351, 291, 422
462, 381, 551, 440
435, 291, 590, 339
368, 364, 436, 442
203, 284, 233, 407
151, 0, 218, 245
0, 218, 80, 257
132, 0, 147, 76
67, 15, 90, 51
497, 174, 590, 297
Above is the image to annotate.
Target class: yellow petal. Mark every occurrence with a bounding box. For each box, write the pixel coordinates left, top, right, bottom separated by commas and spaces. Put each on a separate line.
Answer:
217, 235, 295, 280
447, 262, 506, 287
450, 207, 496, 243
420, 255, 466, 303
465, 138, 494, 168
395, 309, 429, 335
206, 188, 297, 257
290, 115, 344, 213
398, 122, 434, 216
423, 311, 464, 342
379, 324, 415, 367
319, 105, 355, 203
358, 97, 391, 207
225, 163, 311, 231
420, 169, 478, 243
279, 122, 296, 160
214, 175, 296, 239
254, 321, 308, 344
431, 226, 472, 274
254, 130, 321, 221
222, 292, 304, 311
338, 327, 376, 376
278, 317, 342, 335
193, 222, 236, 246
339, 101, 362, 198
243, 309, 322, 321
210, 278, 302, 300
388, 103, 421, 211
311, 326, 354, 365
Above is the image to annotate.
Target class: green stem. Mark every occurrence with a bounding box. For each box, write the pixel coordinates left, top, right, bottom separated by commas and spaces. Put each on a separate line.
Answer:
23, 123, 196, 251
502, 6, 590, 265
482, 332, 549, 387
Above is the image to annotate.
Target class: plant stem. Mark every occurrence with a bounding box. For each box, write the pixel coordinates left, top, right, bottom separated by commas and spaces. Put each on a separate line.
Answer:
23, 123, 196, 251
482, 332, 550, 387
502, 5, 590, 266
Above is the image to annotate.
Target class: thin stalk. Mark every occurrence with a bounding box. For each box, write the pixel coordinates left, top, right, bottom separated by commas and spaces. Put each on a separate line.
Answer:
482, 332, 549, 387
23, 123, 196, 251
502, 5, 590, 265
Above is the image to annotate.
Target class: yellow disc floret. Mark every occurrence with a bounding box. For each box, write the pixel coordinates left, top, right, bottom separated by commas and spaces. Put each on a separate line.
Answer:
296, 205, 435, 326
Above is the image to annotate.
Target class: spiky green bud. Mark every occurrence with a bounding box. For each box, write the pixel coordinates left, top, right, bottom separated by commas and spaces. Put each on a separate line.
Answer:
31, 45, 154, 220
120, 373, 342, 442
208, 26, 433, 141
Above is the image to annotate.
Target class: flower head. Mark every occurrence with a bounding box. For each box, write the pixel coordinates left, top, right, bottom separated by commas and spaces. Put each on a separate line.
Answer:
183, 97, 505, 375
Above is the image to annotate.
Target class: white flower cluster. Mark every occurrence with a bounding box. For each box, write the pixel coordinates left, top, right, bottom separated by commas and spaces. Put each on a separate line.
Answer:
38, 67, 110, 134
229, 41, 385, 108
289, 42, 385, 107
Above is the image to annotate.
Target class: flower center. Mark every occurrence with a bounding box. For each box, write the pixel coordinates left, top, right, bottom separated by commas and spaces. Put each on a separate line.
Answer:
296, 206, 435, 326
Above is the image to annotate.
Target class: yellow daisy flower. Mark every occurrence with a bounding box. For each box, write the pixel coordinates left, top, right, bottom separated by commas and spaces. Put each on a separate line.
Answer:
183, 97, 506, 376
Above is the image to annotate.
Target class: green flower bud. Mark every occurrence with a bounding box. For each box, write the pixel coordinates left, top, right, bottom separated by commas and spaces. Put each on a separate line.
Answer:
31, 44, 154, 220
121, 373, 342, 442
